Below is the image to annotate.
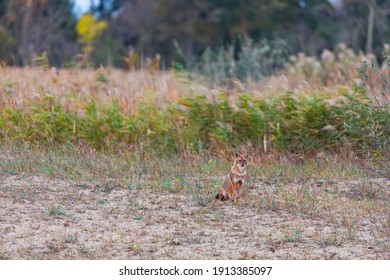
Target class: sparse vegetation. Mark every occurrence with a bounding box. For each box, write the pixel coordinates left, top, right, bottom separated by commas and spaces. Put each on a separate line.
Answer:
49, 204, 66, 216
0, 140, 389, 259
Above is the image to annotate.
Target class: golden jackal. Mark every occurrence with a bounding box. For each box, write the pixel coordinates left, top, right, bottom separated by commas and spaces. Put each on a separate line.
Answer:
215, 153, 248, 203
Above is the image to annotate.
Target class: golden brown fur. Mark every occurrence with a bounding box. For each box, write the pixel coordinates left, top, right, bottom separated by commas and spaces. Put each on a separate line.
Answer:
215, 153, 249, 203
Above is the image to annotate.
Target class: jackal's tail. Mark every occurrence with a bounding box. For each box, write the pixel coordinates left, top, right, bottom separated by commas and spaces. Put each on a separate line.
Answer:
215, 190, 228, 201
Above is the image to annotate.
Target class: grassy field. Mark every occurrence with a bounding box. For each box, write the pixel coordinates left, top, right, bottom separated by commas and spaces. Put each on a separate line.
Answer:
0, 51, 389, 259
0, 143, 389, 259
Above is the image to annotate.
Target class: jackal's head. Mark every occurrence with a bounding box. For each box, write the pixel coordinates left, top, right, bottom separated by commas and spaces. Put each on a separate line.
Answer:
234, 153, 249, 172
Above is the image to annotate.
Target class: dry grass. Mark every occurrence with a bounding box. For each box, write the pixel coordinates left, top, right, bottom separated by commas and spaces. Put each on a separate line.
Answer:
0, 67, 190, 113
0, 64, 374, 112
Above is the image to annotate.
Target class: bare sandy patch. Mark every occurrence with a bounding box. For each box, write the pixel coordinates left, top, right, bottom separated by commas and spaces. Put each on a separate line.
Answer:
0, 175, 388, 259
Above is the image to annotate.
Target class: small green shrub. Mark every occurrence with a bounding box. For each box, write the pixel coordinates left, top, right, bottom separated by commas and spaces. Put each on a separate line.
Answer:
181, 38, 290, 86
49, 204, 66, 216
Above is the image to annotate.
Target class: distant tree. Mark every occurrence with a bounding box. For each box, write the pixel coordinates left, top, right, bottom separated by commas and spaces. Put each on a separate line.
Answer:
76, 13, 107, 57
105, 0, 344, 61
107, 0, 224, 63
361, 0, 390, 54
342, 0, 390, 54
0, 26, 15, 62
0, 0, 77, 66
211, 0, 339, 54
1, 0, 388, 68
0, 0, 15, 61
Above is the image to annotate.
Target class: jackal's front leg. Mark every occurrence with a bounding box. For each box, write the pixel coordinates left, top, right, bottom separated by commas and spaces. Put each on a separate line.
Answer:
237, 181, 244, 199
231, 182, 238, 203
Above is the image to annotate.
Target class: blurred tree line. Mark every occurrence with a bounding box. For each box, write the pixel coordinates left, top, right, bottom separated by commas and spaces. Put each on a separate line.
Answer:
0, 0, 389, 67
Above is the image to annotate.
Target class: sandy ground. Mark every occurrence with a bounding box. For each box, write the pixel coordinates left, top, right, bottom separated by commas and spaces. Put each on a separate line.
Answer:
0, 175, 389, 260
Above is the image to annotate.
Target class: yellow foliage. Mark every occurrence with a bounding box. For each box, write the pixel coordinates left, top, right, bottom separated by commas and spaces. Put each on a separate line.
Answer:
76, 14, 107, 55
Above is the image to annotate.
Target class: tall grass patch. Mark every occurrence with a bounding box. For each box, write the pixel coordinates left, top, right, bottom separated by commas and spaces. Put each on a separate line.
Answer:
1, 85, 388, 156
